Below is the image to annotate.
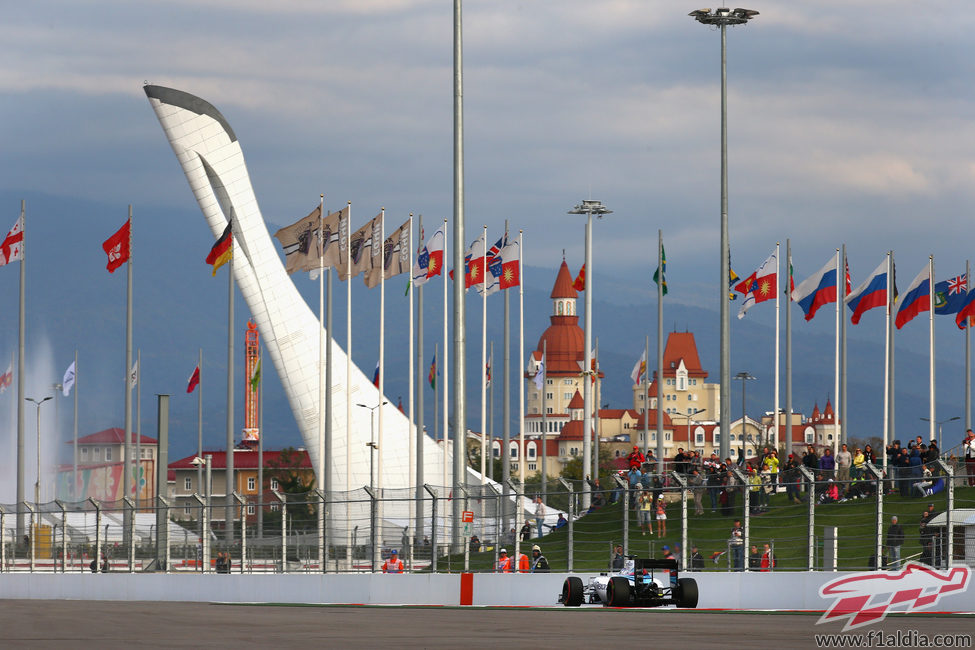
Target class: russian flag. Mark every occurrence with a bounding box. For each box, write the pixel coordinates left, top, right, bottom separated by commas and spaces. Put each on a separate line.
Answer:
791, 256, 837, 321
895, 263, 931, 330
955, 289, 975, 329
372, 361, 380, 388
846, 259, 888, 325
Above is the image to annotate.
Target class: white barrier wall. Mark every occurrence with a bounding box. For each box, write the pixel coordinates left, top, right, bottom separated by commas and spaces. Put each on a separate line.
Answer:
1, 571, 973, 612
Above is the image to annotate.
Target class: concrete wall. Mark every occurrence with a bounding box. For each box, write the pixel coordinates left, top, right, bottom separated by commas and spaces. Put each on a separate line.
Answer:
1, 570, 973, 612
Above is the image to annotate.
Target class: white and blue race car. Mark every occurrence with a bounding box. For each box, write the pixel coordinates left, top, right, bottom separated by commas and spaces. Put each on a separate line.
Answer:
559, 557, 698, 608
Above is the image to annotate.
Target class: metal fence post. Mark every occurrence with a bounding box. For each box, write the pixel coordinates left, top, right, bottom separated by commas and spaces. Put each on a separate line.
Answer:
191, 494, 208, 572
363, 486, 378, 572
423, 485, 438, 573
731, 468, 749, 571
233, 492, 246, 574
455, 485, 470, 572
314, 488, 326, 573
558, 478, 574, 572
271, 489, 286, 573
506, 479, 522, 572
612, 474, 628, 556
0, 506, 5, 572
122, 496, 135, 572
864, 463, 884, 571
936, 459, 955, 568
798, 466, 815, 570
55, 500, 67, 573
671, 472, 688, 569
24, 502, 35, 573
156, 496, 171, 573
486, 483, 501, 572
89, 497, 101, 574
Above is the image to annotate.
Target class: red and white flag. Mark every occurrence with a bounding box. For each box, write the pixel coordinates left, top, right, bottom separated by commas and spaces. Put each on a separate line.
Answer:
102, 219, 131, 273
498, 233, 522, 290
0, 363, 12, 393
186, 365, 200, 393
735, 249, 777, 319
0, 215, 24, 267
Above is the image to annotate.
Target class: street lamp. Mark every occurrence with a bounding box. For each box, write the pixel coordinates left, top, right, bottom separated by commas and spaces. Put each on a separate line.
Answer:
690, 7, 758, 462
674, 408, 706, 450
920, 416, 959, 451
357, 401, 388, 491
734, 372, 756, 463
26, 396, 52, 504
568, 199, 612, 509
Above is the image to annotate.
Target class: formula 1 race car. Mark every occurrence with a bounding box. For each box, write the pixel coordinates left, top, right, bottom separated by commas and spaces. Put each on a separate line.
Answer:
558, 557, 698, 608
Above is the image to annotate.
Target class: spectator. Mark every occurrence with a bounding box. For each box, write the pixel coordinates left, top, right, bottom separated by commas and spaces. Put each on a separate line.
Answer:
530, 544, 550, 573
661, 545, 675, 563
519, 522, 532, 542
689, 469, 706, 516
926, 441, 939, 463
819, 448, 836, 476
496, 548, 512, 573
908, 435, 924, 450
674, 448, 687, 475
818, 479, 839, 505
760, 543, 776, 571
554, 513, 567, 529
863, 444, 877, 465
423, 536, 431, 547
100, 554, 109, 573
382, 549, 404, 573
784, 454, 802, 504
852, 447, 866, 479
965, 430, 975, 486
765, 450, 779, 492
637, 490, 653, 536
886, 516, 904, 568
836, 444, 852, 483
919, 511, 935, 565
215, 552, 226, 574
706, 462, 721, 513
611, 545, 625, 570
690, 545, 705, 571
802, 446, 819, 472
534, 497, 546, 539
729, 521, 744, 571
656, 499, 667, 537
627, 466, 642, 507
469, 535, 481, 553
748, 468, 762, 514
628, 445, 645, 470
748, 545, 761, 570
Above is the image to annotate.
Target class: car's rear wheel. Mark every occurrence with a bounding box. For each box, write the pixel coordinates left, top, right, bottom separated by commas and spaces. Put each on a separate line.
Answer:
676, 577, 699, 608
606, 576, 631, 607
562, 576, 584, 607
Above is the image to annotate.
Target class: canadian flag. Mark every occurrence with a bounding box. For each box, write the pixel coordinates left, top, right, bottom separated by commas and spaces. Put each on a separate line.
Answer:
0, 215, 24, 267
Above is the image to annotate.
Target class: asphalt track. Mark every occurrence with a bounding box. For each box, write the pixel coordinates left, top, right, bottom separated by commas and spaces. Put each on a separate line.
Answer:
2, 600, 973, 648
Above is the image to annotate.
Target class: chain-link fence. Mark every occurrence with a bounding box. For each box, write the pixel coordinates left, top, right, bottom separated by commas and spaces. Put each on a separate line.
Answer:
2, 457, 971, 574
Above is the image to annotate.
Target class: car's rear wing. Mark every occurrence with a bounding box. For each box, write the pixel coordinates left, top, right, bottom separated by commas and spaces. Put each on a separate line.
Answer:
633, 558, 678, 571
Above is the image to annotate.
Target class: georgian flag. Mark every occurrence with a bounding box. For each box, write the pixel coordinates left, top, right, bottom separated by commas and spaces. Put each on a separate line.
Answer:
0, 214, 24, 267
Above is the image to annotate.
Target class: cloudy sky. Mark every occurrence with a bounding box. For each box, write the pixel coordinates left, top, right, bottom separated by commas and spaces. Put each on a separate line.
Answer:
2, 0, 975, 474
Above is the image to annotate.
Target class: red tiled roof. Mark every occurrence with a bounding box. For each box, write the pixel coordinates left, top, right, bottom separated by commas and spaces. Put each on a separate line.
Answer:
632, 411, 674, 428
169, 448, 312, 470
568, 390, 584, 409
661, 332, 708, 378
598, 409, 628, 419
557, 420, 593, 441
70, 427, 157, 445
550, 260, 578, 299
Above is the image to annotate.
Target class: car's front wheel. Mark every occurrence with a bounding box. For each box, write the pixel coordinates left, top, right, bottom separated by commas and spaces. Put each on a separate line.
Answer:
562, 576, 585, 607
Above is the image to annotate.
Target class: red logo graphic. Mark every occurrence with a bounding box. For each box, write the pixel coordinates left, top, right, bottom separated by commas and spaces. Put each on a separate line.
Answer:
818, 563, 970, 631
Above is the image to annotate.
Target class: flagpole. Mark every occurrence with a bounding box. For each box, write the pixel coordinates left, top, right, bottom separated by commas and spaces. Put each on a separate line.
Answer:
773, 242, 780, 450
929, 255, 936, 445
883, 251, 892, 474
136, 348, 141, 510
833, 247, 839, 457
226, 217, 235, 543
840, 245, 848, 447
317, 194, 325, 567
967, 260, 972, 432
594, 337, 600, 480
73, 349, 78, 500
452, 0, 467, 556
489, 341, 494, 482
656, 230, 663, 473
258, 345, 264, 540
197, 348, 203, 532
644, 336, 649, 458
124, 205, 133, 541
516, 230, 525, 568
325, 259, 334, 566
480, 225, 487, 496
345, 201, 352, 570
415, 215, 425, 544
377, 208, 385, 571
16, 200, 25, 541
443, 220, 449, 498
502, 219, 511, 533
541, 339, 547, 505
434, 341, 440, 494
785, 239, 792, 460
408, 213, 416, 548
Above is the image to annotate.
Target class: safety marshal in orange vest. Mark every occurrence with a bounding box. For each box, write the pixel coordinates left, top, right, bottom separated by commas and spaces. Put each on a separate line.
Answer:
517, 551, 530, 573
496, 548, 512, 573
382, 549, 404, 573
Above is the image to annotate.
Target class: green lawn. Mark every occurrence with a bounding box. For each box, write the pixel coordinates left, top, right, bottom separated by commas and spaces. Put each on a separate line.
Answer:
451, 485, 973, 573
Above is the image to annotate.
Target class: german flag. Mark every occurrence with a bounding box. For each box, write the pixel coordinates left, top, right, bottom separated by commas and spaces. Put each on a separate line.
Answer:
206, 224, 232, 276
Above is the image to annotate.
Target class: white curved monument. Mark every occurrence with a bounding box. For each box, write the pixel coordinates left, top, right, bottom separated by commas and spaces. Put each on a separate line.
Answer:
143, 85, 454, 500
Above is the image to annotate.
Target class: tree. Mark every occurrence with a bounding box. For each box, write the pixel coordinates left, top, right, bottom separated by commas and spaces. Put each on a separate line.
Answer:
264, 447, 317, 532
